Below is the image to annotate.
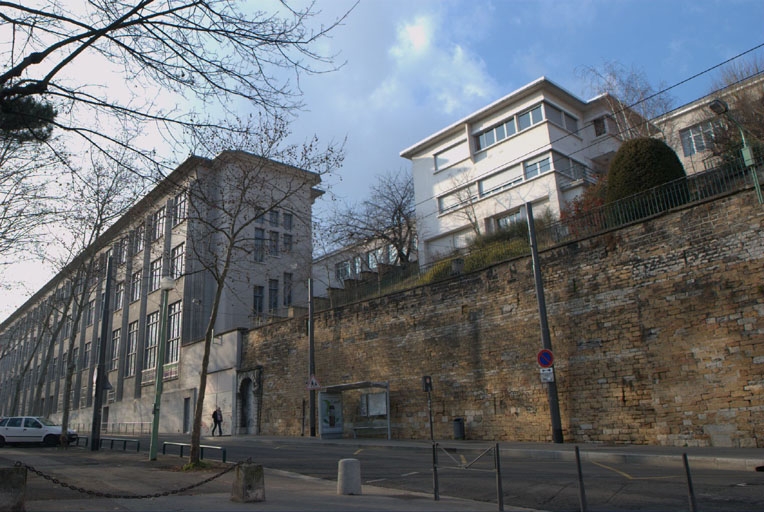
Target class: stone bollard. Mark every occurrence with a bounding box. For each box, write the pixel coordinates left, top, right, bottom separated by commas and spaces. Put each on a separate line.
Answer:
230, 462, 265, 503
336, 458, 362, 495
0, 466, 27, 512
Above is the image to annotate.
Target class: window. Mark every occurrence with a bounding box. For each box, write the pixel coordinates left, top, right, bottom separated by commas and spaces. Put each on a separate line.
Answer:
517, 105, 543, 131
85, 299, 95, 326
268, 279, 279, 313
564, 112, 578, 133
134, 224, 145, 254
171, 243, 185, 279
546, 104, 563, 126
152, 207, 166, 240
268, 231, 279, 255
680, 120, 722, 157
282, 212, 293, 231
283, 273, 293, 307
497, 211, 521, 230
83, 342, 91, 369
593, 117, 607, 136
149, 258, 162, 291
434, 142, 470, 170
117, 238, 128, 265
130, 270, 142, 302
167, 301, 182, 365
524, 156, 551, 179
126, 321, 138, 377
335, 261, 351, 281
254, 229, 265, 262
144, 311, 159, 370
172, 191, 187, 226
269, 210, 279, 227
282, 233, 293, 253
253, 286, 264, 316
110, 329, 121, 372
114, 282, 124, 310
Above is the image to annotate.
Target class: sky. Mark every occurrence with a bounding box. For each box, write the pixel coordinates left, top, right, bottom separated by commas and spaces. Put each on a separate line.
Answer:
2, 0, 764, 319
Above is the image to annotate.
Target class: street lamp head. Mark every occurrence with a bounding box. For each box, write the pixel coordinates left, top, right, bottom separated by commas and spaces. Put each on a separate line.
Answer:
160, 276, 175, 291
708, 98, 729, 116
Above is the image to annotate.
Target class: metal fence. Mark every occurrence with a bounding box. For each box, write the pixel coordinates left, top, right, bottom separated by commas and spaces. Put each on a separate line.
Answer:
321, 156, 761, 311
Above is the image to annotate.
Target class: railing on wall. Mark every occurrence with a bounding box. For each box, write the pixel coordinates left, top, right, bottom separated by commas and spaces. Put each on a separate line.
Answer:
318, 156, 761, 311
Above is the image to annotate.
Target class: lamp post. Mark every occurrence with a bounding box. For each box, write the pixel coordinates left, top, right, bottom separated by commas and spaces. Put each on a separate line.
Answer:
708, 98, 763, 204
148, 276, 175, 461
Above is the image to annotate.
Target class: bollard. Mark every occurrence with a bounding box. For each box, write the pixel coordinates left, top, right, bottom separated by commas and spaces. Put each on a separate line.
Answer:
230, 463, 265, 503
0, 466, 27, 512
337, 458, 362, 495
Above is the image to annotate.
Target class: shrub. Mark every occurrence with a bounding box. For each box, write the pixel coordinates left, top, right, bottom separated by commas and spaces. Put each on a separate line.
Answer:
606, 137, 685, 204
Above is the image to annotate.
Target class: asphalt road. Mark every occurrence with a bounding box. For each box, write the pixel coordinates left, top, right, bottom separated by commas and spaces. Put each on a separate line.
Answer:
110, 434, 764, 511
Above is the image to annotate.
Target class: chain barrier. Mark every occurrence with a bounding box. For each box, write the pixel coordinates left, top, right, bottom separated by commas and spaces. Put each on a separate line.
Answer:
15, 458, 242, 500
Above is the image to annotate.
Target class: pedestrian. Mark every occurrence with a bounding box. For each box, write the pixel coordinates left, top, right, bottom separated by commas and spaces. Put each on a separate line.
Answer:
211, 406, 223, 436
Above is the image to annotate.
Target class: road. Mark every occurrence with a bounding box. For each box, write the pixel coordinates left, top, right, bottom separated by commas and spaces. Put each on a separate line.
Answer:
120, 434, 764, 511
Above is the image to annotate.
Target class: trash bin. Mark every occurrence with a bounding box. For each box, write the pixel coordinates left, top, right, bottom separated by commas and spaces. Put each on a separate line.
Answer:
453, 418, 465, 440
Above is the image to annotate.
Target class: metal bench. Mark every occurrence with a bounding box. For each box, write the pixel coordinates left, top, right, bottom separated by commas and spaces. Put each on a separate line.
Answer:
162, 441, 226, 462
351, 425, 388, 439
99, 437, 141, 452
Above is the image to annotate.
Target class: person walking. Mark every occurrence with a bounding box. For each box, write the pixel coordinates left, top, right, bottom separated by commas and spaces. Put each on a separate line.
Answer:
211, 406, 223, 436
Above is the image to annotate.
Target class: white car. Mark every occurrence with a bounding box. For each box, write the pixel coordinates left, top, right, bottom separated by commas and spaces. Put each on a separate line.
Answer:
0, 416, 78, 447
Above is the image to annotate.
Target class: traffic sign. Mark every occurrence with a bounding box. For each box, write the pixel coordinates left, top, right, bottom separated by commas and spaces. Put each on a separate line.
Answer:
307, 374, 321, 390
540, 367, 555, 382
537, 349, 554, 368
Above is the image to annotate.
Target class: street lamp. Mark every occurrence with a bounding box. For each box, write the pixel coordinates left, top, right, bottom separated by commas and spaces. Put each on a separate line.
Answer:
148, 276, 175, 461
708, 98, 763, 204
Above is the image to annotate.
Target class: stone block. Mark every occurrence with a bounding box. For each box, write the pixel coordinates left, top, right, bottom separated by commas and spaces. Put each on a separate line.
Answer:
230, 463, 265, 503
0, 466, 27, 512
337, 458, 361, 495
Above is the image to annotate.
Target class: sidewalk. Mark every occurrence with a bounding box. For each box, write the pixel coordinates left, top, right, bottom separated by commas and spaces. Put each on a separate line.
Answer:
1, 436, 762, 512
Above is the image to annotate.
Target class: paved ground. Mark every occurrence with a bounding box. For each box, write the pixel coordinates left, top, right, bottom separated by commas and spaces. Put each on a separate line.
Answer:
1, 436, 762, 512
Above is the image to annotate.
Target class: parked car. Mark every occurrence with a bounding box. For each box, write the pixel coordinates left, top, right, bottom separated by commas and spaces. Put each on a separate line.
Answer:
0, 416, 78, 447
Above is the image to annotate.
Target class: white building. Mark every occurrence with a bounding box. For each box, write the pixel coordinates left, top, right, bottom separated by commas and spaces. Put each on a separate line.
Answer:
0, 151, 321, 435
400, 77, 624, 266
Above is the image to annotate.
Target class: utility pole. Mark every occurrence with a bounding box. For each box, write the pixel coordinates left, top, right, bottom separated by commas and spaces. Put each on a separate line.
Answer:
90, 255, 112, 451
526, 202, 564, 443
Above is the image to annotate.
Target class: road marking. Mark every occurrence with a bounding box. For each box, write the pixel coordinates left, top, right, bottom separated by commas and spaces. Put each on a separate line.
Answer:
354, 448, 364, 455
592, 461, 682, 480
460, 454, 467, 465
401, 471, 419, 477
366, 478, 387, 483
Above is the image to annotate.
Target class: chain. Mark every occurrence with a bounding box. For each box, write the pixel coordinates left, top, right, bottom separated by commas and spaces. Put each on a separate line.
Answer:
15, 459, 240, 500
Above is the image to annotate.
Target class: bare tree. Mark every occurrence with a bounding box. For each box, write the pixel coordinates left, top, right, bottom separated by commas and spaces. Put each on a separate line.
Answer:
326, 170, 417, 267
182, 116, 343, 466
578, 61, 674, 140
708, 58, 764, 151
0, 1, 351, 176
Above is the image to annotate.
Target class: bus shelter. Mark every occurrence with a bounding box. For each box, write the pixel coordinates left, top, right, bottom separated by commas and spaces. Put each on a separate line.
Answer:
318, 381, 390, 440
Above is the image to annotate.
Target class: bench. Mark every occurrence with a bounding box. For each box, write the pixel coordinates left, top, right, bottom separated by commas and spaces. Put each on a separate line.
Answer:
99, 437, 141, 452
351, 425, 388, 439
162, 441, 227, 462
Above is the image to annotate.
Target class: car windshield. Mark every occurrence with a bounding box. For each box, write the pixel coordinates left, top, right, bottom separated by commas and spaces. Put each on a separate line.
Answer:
37, 417, 57, 426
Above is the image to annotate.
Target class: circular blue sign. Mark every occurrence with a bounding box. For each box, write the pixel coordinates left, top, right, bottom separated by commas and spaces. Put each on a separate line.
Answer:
537, 349, 554, 368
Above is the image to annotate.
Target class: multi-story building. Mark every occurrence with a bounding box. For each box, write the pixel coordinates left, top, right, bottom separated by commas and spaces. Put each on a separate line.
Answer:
0, 151, 321, 435
658, 74, 764, 174
400, 77, 625, 266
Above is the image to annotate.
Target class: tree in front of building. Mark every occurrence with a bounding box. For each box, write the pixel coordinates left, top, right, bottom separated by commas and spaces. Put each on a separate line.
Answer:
325, 169, 417, 267
605, 137, 685, 204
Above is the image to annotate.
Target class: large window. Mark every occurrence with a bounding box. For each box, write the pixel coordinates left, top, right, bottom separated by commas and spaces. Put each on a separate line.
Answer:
171, 243, 185, 279
167, 301, 182, 365
117, 237, 128, 265
524, 156, 551, 179
114, 281, 125, 310
144, 311, 159, 370
83, 342, 91, 369
680, 120, 722, 157
268, 279, 279, 313
283, 273, 293, 307
254, 228, 265, 262
85, 299, 95, 326
134, 224, 145, 254
269, 210, 279, 227
268, 231, 279, 255
152, 207, 166, 240
282, 233, 293, 253
130, 270, 142, 302
282, 212, 293, 231
126, 321, 138, 377
253, 285, 264, 316
149, 258, 162, 291
517, 105, 543, 131
110, 328, 121, 372
171, 190, 187, 226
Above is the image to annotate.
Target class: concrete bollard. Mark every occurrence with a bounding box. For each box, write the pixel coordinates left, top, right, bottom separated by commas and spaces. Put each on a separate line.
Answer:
0, 466, 27, 512
230, 462, 265, 503
337, 458, 362, 495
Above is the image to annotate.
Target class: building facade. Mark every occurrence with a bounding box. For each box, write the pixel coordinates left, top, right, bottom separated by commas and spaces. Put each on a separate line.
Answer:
0, 151, 321, 435
400, 77, 625, 266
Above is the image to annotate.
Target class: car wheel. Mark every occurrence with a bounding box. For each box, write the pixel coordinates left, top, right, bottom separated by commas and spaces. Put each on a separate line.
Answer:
43, 434, 59, 446
0, 436, 5, 448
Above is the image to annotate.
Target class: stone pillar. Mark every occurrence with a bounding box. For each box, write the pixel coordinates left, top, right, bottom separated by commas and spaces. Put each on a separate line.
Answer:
337, 458, 362, 495
0, 466, 27, 512
230, 463, 265, 502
